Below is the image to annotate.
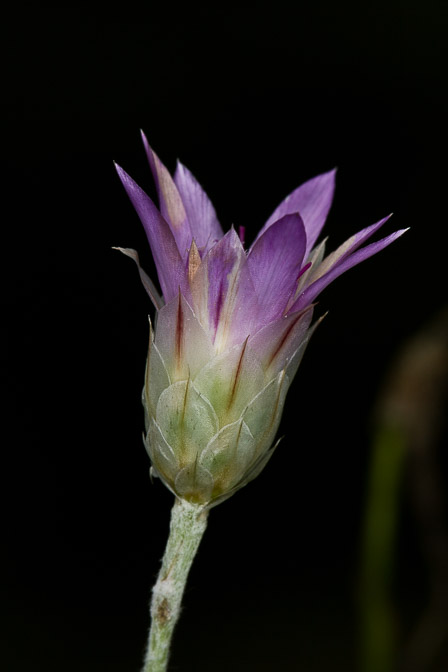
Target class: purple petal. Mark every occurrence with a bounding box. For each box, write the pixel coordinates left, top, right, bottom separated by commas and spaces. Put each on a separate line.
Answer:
174, 160, 224, 254
141, 131, 193, 258
247, 214, 307, 324
256, 169, 337, 259
292, 227, 408, 311
299, 215, 392, 290
190, 229, 259, 349
115, 163, 187, 302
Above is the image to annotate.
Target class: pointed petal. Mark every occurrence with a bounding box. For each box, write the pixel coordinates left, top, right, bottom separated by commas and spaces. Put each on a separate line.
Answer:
141, 131, 192, 258
174, 160, 223, 253
187, 239, 202, 286
154, 292, 214, 382
202, 229, 246, 338
303, 215, 393, 286
247, 214, 307, 324
295, 238, 327, 296
292, 226, 408, 311
112, 247, 163, 309
191, 229, 259, 349
115, 163, 186, 302
248, 305, 314, 377
257, 169, 337, 258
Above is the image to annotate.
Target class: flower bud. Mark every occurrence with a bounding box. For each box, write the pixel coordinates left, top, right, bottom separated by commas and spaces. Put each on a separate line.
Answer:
115, 133, 407, 507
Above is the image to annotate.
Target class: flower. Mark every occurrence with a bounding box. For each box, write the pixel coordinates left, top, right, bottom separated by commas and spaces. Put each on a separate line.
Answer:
115, 132, 407, 507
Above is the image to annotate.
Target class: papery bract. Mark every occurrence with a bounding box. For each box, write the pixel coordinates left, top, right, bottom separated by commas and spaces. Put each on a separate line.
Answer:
115, 133, 407, 506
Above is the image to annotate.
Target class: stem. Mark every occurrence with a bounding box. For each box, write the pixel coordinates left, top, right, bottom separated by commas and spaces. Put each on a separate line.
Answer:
358, 423, 406, 672
142, 497, 208, 672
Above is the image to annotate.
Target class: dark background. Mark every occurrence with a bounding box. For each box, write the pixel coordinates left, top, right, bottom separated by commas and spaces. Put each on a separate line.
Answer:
4, 2, 448, 671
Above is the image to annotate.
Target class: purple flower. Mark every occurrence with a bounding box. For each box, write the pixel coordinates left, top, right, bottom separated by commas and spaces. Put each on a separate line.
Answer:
115, 132, 407, 506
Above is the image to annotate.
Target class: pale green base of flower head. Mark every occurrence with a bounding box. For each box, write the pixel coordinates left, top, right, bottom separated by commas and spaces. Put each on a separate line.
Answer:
143, 294, 319, 507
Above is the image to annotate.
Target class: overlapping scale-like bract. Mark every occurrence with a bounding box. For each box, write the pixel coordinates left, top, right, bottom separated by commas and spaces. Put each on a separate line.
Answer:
143, 292, 312, 506
116, 132, 407, 506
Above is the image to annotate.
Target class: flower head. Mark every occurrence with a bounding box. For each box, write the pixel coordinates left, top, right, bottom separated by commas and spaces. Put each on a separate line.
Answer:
115, 132, 407, 506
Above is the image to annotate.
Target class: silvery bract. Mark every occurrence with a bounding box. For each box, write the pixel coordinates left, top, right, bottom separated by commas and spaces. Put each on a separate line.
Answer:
115, 132, 406, 507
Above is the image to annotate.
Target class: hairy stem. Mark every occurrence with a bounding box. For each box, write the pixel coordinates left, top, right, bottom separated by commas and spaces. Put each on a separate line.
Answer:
142, 497, 208, 672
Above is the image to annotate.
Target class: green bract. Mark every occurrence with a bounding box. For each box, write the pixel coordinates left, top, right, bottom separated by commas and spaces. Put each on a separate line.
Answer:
143, 294, 314, 507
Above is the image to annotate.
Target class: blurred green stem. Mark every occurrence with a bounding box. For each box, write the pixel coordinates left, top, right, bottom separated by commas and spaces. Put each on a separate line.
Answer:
359, 423, 406, 672
142, 498, 208, 672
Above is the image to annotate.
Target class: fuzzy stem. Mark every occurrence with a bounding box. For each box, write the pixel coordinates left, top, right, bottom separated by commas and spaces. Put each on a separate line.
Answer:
142, 497, 208, 672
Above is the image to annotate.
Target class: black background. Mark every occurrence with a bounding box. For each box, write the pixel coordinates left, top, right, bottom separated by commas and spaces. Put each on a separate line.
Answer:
4, 2, 448, 671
